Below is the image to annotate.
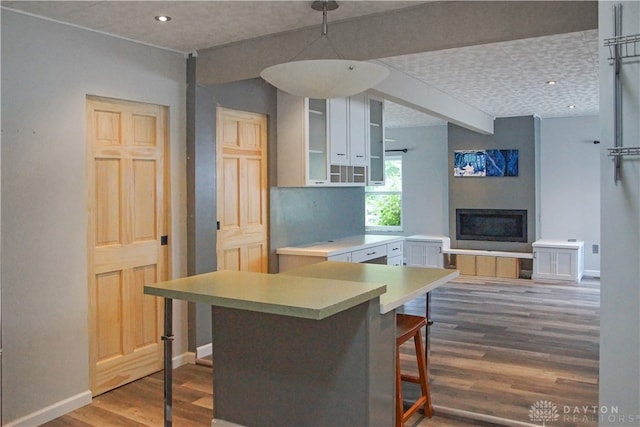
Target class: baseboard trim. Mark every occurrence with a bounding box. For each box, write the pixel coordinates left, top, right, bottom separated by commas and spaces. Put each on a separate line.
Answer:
434, 406, 538, 427
5, 352, 199, 426
4, 390, 92, 427
583, 269, 601, 278
197, 342, 212, 359
173, 351, 196, 368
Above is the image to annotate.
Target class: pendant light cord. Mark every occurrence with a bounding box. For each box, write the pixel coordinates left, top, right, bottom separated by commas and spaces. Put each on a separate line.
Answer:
290, 0, 344, 61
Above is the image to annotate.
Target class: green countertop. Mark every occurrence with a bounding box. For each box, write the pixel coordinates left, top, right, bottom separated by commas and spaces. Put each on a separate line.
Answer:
144, 270, 386, 320
280, 262, 459, 314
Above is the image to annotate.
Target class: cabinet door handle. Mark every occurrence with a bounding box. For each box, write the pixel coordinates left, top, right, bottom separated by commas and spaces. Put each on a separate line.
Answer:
366, 251, 377, 256
337, 153, 346, 156
356, 155, 364, 158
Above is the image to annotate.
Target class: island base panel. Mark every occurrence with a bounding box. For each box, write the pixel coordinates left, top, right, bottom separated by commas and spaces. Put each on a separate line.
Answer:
211, 299, 395, 426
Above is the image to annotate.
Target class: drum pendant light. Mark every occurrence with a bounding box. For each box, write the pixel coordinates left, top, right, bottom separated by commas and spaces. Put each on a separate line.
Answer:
260, 1, 389, 99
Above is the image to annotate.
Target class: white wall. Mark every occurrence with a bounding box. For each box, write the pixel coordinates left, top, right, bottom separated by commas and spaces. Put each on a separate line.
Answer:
540, 116, 601, 275
1, 10, 187, 424
386, 125, 449, 237
598, 1, 640, 423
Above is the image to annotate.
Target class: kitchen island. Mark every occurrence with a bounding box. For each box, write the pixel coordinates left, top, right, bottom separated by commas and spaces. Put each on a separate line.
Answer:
144, 263, 458, 427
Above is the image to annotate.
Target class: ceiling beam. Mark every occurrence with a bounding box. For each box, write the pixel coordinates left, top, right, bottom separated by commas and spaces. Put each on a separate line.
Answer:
196, 1, 597, 86
369, 63, 495, 135
196, 1, 596, 133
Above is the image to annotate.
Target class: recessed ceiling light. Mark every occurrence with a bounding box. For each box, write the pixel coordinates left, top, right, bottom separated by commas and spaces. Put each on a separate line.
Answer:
568, 105, 576, 109
155, 15, 171, 22
546, 80, 557, 85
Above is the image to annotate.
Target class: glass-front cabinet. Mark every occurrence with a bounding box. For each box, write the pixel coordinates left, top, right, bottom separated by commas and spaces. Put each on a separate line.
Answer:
368, 97, 385, 185
277, 90, 329, 186
307, 98, 329, 183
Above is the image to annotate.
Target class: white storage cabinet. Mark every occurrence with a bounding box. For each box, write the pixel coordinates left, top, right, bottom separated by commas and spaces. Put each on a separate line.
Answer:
277, 91, 330, 186
277, 90, 370, 187
405, 235, 451, 269
532, 239, 584, 282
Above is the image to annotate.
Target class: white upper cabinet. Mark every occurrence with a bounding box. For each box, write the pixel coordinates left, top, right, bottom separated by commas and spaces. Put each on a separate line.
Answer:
367, 97, 385, 186
277, 91, 329, 187
329, 95, 367, 167
328, 97, 349, 165
348, 93, 368, 167
278, 90, 376, 187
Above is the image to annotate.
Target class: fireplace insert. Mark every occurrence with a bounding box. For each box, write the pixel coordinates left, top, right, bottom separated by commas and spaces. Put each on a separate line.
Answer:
456, 209, 527, 242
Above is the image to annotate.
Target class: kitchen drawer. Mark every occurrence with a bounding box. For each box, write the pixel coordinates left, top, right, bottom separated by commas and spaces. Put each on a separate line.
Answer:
387, 241, 403, 258
328, 252, 352, 263
351, 244, 387, 263
387, 255, 403, 266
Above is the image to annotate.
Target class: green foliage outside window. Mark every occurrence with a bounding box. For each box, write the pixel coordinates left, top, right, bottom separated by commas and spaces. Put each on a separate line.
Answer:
366, 194, 401, 226
365, 157, 402, 229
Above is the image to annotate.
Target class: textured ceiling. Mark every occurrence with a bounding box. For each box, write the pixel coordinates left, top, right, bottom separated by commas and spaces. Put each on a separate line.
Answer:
381, 29, 599, 127
2, 1, 600, 127
2, 1, 423, 52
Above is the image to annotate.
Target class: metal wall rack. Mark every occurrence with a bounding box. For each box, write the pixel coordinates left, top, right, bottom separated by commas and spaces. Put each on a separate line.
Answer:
604, 4, 640, 182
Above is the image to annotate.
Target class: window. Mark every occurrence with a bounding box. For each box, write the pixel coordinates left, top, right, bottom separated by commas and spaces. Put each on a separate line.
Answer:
365, 156, 402, 231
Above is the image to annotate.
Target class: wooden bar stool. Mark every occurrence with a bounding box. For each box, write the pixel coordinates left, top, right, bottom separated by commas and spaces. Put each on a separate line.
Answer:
396, 313, 433, 426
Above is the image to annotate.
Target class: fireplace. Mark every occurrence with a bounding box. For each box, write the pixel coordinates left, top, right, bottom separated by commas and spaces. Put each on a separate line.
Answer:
456, 209, 527, 243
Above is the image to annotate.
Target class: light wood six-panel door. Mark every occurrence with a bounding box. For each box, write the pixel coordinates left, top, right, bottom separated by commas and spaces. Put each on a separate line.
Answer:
216, 107, 268, 272
86, 96, 169, 396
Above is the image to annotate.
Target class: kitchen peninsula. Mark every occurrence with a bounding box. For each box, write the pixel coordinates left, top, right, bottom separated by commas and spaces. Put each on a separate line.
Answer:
277, 234, 405, 270
144, 263, 458, 427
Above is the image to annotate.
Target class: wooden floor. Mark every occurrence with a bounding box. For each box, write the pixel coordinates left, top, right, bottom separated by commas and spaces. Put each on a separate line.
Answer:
403, 275, 599, 427
45, 275, 599, 427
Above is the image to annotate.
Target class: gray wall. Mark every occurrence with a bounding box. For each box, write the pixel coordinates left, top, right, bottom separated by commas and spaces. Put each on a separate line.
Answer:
448, 116, 538, 252
1, 10, 188, 424
598, 1, 640, 422
385, 125, 449, 237
191, 79, 366, 348
191, 78, 278, 349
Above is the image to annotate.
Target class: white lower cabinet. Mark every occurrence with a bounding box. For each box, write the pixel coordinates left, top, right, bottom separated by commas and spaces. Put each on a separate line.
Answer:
351, 244, 387, 263
405, 235, 451, 268
328, 252, 352, 263
532, 240, 584, 282
387, 241, 404, 266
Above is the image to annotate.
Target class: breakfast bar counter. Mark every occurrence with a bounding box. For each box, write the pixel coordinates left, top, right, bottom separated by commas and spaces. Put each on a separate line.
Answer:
144, 263, 458, 427
144, 269, 387, 320
281, 261, 459, 314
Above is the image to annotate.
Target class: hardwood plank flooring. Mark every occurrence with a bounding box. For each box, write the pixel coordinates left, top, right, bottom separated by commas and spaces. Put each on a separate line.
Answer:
45, 275, 599, 427
402, 275, 599, 427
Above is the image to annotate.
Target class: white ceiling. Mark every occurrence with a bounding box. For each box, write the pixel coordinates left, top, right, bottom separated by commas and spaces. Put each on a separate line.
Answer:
2, 1, 600, 128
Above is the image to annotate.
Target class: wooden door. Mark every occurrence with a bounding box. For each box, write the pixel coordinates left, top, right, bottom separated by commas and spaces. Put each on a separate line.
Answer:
216, 107, 268, 272
86, 96, 169, 396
